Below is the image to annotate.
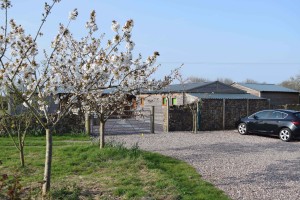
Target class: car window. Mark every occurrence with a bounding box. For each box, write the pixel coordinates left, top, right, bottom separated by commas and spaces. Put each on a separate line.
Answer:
294, 112, 300, 119
249, 111, 272, 119
270, 111, 288, 119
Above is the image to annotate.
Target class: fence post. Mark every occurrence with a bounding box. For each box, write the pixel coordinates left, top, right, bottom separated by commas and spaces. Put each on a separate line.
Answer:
194, 102, 199, 133
166, 97, 169, 132
223, 99, 226, 130
150, 106, 155, 133
163, 97, 169, 133
247, 99, 249, 116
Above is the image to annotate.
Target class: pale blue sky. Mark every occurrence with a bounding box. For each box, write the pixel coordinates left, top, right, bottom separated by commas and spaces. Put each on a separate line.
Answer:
3, 0, 300, 83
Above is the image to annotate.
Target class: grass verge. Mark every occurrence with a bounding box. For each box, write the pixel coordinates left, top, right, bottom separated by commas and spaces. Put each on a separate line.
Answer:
0, 136, 230, 199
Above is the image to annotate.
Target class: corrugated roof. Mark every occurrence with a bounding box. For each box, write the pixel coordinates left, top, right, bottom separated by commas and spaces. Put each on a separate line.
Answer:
142, 82, 213, 94
236, 83, 298, 93
158, 82, 210, 93
189, 93, 264, 100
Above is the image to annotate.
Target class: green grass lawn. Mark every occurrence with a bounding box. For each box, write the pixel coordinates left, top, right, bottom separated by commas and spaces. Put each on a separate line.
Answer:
0, 135, 230, 200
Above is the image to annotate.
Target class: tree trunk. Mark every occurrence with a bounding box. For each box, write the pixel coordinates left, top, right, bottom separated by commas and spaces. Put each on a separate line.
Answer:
42, 128, 52, 197
19, 144, 25, 167
18, 133, 25, 167
193, 112, 197, 133
99, 119, 105, 149
85, 112, 90, 135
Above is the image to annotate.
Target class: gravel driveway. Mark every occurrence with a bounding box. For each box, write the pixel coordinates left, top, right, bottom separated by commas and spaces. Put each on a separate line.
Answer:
107, 130, 300, 200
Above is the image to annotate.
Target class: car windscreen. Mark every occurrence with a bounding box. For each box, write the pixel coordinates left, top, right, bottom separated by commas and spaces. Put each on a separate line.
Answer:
294, 112, 300, 119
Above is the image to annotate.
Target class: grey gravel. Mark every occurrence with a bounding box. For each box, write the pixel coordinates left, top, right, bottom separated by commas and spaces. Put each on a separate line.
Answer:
107, 131, 300, 200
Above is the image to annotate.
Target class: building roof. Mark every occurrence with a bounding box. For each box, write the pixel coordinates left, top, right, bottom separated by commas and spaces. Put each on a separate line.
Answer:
234, 83, 299, 93
143, 81, 246, 94
189, 93, 264, 100
148, 82, 210, 93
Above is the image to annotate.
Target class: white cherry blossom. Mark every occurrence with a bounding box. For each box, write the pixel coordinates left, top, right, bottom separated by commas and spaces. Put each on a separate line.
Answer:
0, 1, 180, 195
68, 8, 78, 20
111, 20, 120, 32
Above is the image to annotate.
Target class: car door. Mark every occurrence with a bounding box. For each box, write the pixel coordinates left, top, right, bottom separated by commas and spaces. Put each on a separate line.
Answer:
246, 112, 262, 132
252, 111, 273, 133
265, 111, 288, 134
262, 111, 279, 133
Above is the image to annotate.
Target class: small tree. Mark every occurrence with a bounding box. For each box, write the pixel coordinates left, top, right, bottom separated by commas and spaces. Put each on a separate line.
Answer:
0, 1, 83, 195
0, 0, 90, 195
65, 17, 180, 148
0, 93, 34, 167
177, 75, 199, 133
0, 0, 179, 196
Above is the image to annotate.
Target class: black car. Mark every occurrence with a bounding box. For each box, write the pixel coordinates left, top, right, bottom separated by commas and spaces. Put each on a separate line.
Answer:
237, 109, 300, 142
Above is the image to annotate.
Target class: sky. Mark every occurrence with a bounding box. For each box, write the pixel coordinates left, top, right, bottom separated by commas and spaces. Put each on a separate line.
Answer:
3, 0, 300, 84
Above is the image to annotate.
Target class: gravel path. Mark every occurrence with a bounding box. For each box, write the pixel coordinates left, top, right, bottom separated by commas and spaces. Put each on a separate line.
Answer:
107, 131, 300, 200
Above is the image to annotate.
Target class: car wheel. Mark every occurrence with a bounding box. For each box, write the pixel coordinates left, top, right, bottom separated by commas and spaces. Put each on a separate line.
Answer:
238, 123, 248, 135
279, 128, 292, 142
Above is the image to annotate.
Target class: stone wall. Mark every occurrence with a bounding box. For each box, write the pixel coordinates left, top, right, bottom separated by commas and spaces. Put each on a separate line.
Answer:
248, 99, 270, 114
167, 105, 193, 131
200, 99, 269, 130
200, 99, 224, 130
224, 99, 247, 129
165, 98, 270, 131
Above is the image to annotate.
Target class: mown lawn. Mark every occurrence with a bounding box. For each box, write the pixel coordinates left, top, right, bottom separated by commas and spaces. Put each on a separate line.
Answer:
0, 135, 230, 199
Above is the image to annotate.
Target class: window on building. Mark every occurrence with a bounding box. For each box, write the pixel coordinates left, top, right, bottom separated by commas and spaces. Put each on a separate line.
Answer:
172, 98, 177, 105
162, 97, 167, 106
